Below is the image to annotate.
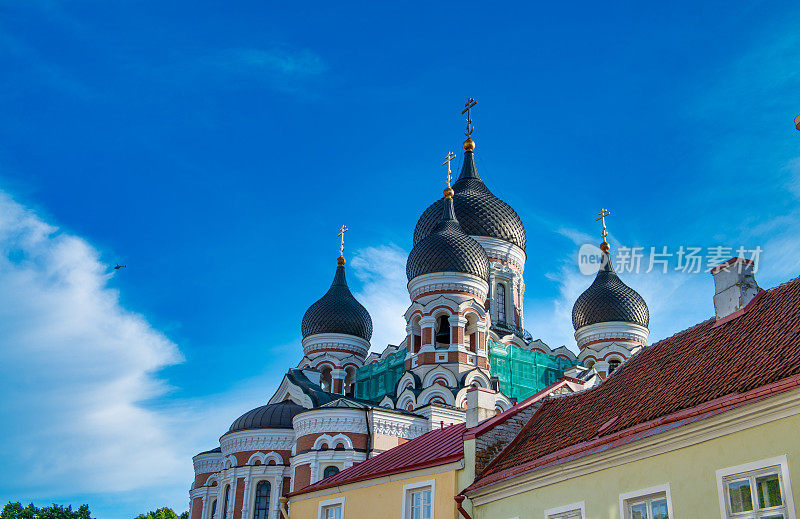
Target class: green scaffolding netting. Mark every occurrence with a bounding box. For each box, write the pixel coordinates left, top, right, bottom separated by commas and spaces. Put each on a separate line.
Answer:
489, 339, 575, 401
354, 341, 575, 404
354, 348, 406, 402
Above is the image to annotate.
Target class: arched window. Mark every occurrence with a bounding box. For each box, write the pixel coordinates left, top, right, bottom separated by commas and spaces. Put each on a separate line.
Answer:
210, 500, 217, 519
496, 283, 506, 324
435, 315, 450, 346
253, 480, 271, 519
319, 365, 333, 392
222, 486, 230, 519
323, 465, 340, 479
608, 359, 621, 374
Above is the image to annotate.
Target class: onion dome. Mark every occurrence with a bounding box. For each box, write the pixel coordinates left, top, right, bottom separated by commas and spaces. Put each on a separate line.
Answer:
572, 253, 649, 330
413, 145, 526, 250
228, 400, 305, 432
301, 262, 373, 341
406, 191, 490, 281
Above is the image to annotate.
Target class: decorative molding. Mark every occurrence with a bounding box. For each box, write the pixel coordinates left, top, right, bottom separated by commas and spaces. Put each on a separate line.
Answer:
473, 236, 527, 272
371, 409, 429, 438
408, 272, 488, 302
293, 409, 367, 437
575, 321, 649, 349
220, 430, 294, 456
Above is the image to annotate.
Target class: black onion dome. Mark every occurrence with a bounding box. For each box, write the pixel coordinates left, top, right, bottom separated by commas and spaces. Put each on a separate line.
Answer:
572, 254, 649, 330
301, 264, 373, 340
413, 150, 526, 250
406, 195, 490, 281
228, 400, 305, 432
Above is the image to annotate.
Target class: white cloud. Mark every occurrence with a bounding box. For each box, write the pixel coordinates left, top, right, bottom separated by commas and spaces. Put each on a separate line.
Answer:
0, 190, 185, 497
349, 244, 409, 352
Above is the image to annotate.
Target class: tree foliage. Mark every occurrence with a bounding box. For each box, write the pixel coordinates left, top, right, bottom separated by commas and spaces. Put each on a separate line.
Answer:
134, 508, 188, 519
1, 503, 93, 519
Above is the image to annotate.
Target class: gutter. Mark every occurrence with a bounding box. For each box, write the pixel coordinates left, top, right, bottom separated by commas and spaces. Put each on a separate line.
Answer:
454, 495, 472, 519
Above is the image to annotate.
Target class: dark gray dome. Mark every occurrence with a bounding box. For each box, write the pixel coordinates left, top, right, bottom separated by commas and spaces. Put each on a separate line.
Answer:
414, 150, 526, 250
228, 400, 305, 432
572, 255, 649, 330
407, 195, 490, 281
301, 264, 373, 341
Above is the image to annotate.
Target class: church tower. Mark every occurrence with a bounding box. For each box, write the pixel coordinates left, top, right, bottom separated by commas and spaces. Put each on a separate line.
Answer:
571, 210, 649, 378
299, 227, 373, 395
404, 169, 492, 388
413, 99, 528, 341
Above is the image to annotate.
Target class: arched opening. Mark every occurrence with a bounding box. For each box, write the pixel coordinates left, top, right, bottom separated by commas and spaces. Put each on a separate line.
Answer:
222, 485, 230, 519
334, 442, 345, 451
319, 365, 333, 392
253, 459, 261, 466
209, 500, 217, 519
608, 358, 622, 374
435, 314, 451, 347
344, 366, 356, 397
432, 377, 448, 387
496, 283, 507, 324
323, 465, 340, 479
253, 480, 271, 519
411, 315, 422, 354
428, 396, 446, 405
465, 313, 479, 353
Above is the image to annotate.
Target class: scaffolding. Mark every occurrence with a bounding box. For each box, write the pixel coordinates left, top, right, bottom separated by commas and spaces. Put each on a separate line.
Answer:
489, 339, 575, 402
354, 348, 406, 402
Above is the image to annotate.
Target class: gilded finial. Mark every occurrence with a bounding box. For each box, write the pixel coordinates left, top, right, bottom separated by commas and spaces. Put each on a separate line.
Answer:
795, 114, 800, 131
442, 151, 456, 198
462, 98, 477, 151
596, 208, 611, 253
337, 225, 348, 265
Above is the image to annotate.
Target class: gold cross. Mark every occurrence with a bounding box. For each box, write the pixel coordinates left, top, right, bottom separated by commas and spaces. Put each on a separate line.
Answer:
462, 97, 477, 137
442, 151, 456, 187
338, 225, 348, 257
596, 208, 611, 242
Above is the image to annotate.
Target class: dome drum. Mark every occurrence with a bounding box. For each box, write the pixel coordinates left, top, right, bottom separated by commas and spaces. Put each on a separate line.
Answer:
407, 272, 489, 303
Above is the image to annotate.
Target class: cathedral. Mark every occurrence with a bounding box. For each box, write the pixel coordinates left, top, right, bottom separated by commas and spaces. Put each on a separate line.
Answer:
188, 101, 651, 519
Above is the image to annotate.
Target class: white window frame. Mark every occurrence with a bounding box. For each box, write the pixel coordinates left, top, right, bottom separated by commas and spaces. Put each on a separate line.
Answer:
619, 483, 674, 519
317, 496, 345, 519
545, 500, 585, 518
402, 479, 435, 519
716, 455, 796, 519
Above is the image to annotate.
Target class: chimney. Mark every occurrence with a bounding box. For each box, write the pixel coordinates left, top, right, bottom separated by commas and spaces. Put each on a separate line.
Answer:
711, 257, 760, 320
466, 386, 497, 428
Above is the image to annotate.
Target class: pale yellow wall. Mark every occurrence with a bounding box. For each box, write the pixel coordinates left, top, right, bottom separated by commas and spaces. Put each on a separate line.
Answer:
473, 413, 800, 519
289, 468, 460, 519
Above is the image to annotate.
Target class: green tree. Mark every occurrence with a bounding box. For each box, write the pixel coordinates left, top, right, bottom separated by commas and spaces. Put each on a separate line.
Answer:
134, 508, 188, 519
1, 502, 92, 519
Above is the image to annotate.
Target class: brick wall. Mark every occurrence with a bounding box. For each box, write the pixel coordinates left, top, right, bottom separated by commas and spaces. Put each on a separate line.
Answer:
474, 404, 540, 475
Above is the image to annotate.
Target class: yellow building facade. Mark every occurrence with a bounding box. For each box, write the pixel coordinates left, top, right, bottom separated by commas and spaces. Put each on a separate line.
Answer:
466, 382, 800, 519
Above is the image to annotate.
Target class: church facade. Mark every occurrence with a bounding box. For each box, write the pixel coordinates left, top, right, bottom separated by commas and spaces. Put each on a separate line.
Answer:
188, 103, 651, 519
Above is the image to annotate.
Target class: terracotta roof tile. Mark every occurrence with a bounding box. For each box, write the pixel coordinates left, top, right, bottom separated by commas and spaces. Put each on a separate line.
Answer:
293, 423, 465, 495
469, 275, 800, 492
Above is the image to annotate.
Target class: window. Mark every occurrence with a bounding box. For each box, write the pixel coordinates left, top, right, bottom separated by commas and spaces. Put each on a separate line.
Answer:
545, 501, 584, 519
717, 456, 796, 519
209, 500, 217, 519
323, 465, 340, 479
252, 481, 270, 519
321, 505, 341, 519
222, 485, 230, 519
608, 359, 621, 374
403, 480, 435, 519
497, 283, 506, 324
435, 315, 450, 345
619, 485, 673, 519
318, 497, 344, 519
409, 489, 431, 519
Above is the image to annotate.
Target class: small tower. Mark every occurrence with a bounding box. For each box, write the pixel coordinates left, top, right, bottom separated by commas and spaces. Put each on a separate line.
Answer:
413, 99, 527, 340
572, 209, 649, 378
299, 226, 373, 395
404, 158, 492, 390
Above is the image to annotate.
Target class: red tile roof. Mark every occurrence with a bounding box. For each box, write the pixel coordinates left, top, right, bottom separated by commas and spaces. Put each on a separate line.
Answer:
466, 275, 800, 494
292, 422, 466, 495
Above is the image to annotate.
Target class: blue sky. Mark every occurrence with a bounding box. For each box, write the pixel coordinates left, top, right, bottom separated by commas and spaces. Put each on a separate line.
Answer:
1, 1, 799, 517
